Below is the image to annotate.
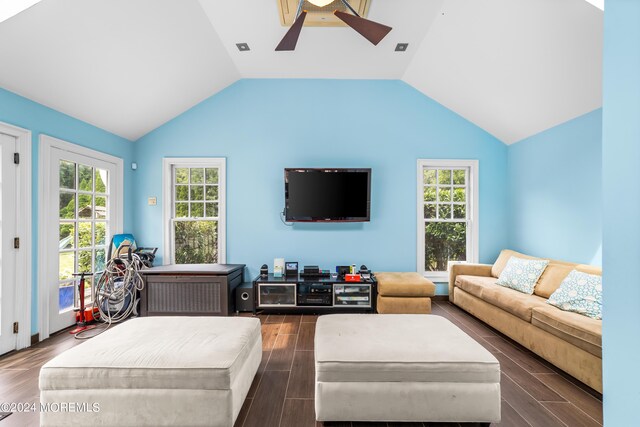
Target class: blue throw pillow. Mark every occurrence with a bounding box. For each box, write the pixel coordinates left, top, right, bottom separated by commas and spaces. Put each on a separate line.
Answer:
547, 270, 602, 320
496, 256, 549, 294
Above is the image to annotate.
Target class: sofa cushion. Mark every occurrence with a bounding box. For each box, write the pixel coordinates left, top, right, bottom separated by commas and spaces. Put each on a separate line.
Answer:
491, 250, 602, 299
532, 305, 602, 357
455, 275, 547, 322
454, 275, 498, 299
376, 272, 436, 297
547, 270, 603, 320
491, 249, 543, 278
533, 261, 575, 298
535, 262, 602, 299
496, 256, 549, 294
576, 264, 603, 276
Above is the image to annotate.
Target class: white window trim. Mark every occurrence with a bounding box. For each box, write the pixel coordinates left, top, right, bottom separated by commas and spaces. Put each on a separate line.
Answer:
162, 158, 226, 265
416, 159, 479, 282
38, 135, 123, 341
0, 122, 32, 349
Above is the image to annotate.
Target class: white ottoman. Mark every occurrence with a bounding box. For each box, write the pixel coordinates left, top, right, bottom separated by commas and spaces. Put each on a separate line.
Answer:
315, 314, 501, 424
39, 317, 261, 427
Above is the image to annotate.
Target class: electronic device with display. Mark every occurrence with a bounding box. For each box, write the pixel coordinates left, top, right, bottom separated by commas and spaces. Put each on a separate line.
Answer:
285, 262, 299, 277
284, 168, 371, 222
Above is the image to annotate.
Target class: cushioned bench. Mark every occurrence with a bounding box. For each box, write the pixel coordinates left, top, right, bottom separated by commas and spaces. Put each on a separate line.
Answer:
375, 272, 436, 313
39, 317, 262, 427
315, 314, 501, 424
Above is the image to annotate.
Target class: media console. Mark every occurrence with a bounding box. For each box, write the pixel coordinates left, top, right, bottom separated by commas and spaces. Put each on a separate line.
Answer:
253, 273, 377, 314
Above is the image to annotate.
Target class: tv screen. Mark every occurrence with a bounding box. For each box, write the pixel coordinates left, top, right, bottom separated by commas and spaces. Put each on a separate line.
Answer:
285, 168, 371, 222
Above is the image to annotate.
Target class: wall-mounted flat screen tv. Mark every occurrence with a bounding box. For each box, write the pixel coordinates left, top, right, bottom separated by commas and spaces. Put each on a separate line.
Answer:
285, 168, 371, 222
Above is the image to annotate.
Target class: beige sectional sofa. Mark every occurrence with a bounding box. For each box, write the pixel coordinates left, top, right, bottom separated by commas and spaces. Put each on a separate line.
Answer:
449, 249, 602, 392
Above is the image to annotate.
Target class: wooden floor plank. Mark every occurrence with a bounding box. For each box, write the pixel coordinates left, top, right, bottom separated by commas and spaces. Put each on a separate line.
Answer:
302, 314, 319, 323
494, 353, 565, 402
266, 314, 286, 324
542, 402, 601, 427
247, 349, 271, 399
243, 370, 289, 427
484, 336, 555, 374
533, 373, 603, 424
287, 351, 315, 398
281, 314, 302, 334
494, 399, 531, 427
297, 322, 316, 351
500, 374, 565, 427
280, 399, 316, 427
265, 333, 296, 371
261, 323, 281, 351
234, 398, 252, 427
0, 411, 39, 427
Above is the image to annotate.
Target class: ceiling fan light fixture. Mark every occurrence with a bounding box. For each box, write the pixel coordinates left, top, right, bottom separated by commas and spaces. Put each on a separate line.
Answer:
307, 0, 335, 7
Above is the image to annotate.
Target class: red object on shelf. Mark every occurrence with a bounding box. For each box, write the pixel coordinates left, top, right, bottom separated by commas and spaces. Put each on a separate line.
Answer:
345, 274, 361, 282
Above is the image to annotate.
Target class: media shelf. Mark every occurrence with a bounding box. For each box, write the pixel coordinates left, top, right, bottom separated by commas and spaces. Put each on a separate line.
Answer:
253, 274, 377, 314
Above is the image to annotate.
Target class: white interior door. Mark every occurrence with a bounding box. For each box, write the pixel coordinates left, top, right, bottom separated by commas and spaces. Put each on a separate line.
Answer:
46, 146, 120, 334
0, 133, 17, 355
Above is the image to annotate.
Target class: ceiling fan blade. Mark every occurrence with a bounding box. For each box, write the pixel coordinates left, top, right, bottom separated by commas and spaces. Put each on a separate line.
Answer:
276, 11, 307, 51
334, 10, 392, 46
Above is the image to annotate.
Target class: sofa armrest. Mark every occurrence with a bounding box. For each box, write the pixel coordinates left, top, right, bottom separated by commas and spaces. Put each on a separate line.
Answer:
448, 263, 494, 302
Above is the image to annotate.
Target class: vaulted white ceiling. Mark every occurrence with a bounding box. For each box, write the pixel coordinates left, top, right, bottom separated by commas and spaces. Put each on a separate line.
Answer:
0, 0, 602, 143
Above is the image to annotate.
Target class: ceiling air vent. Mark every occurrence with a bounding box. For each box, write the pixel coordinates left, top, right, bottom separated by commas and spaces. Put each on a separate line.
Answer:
277, 0, 371, 27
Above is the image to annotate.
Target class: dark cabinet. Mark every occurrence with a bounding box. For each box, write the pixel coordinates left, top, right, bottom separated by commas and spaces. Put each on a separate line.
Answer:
140, 264, 245, 316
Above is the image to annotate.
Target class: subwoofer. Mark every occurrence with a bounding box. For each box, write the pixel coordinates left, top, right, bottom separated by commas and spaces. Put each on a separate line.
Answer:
235, 283, 254, 312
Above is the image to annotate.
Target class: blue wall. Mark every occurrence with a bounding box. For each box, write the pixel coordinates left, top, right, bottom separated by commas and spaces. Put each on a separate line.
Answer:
602, 0, 640, 423
507, 109, 602, 265
133, 79, 509, 283
0, 87, 134, 334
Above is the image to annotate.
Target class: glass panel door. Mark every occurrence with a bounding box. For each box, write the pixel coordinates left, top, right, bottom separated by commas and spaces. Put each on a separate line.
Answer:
48, 147, 117, 334
57, 161, 109, 312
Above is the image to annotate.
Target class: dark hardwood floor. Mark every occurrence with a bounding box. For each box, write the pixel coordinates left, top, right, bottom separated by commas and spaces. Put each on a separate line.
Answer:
0, 301, 602, 426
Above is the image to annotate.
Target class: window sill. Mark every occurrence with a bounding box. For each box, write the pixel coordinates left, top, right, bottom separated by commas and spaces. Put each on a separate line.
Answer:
423, 272, 449, 283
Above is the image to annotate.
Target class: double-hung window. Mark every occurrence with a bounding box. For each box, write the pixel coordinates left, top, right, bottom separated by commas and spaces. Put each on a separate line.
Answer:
417, 160, 478, 280
163, 158, 226, 264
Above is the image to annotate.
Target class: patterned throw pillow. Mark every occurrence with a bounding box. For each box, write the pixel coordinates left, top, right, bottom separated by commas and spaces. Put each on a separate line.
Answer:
496, 256, 549, 294
547, 270, 602, 320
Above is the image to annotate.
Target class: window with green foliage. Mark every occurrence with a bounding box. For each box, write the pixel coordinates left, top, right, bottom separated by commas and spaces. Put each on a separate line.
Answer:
170, 161, 225, 264
418, 160, 478, 277
58, 160, 109, 311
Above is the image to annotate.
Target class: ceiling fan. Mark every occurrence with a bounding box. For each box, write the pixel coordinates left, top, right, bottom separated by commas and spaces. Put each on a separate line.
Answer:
275, 0, 392, 51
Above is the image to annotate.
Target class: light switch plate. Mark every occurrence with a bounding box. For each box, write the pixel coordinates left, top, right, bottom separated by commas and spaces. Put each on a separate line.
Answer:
148, 197, 157, 206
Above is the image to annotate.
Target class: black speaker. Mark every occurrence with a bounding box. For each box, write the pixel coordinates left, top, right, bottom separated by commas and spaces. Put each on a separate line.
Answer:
260, 264, 269, 278
235, 283, 254, 312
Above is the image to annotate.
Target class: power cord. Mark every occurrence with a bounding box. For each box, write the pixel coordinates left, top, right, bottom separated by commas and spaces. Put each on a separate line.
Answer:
280, 209, 293, 227
74, 253, 146, 340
